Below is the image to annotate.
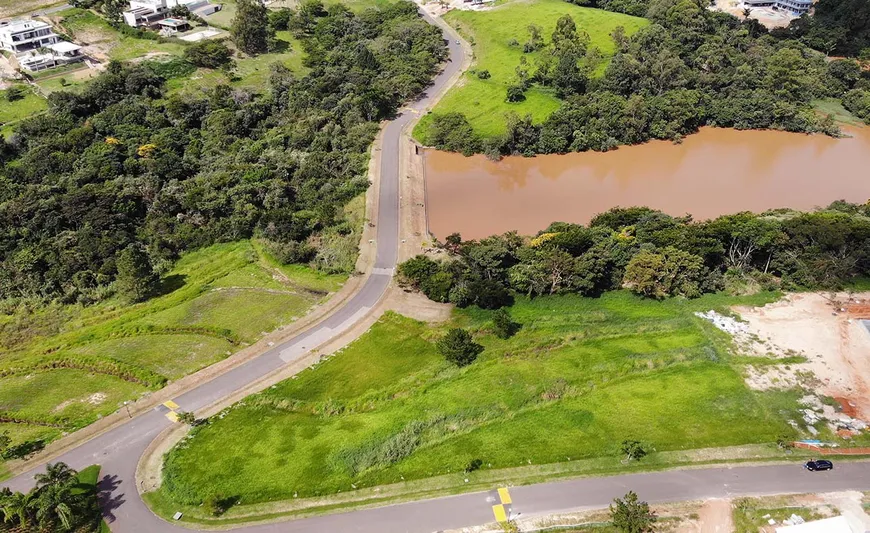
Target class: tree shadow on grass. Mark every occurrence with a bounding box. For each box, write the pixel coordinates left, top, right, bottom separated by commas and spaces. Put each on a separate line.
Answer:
153, 274, 187, 298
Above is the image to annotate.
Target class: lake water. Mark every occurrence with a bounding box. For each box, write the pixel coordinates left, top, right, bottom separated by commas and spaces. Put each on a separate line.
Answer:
424, 127, 870, 240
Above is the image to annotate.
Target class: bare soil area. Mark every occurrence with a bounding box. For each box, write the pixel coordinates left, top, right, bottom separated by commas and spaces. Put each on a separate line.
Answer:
734, 292, 870, 420
711, 0, 795, 28
0, 0, 63, 18
698, 499, 733, 533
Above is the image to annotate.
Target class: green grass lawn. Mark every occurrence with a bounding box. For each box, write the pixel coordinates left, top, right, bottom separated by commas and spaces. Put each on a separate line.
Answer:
157, 291, 804, 510
58, 8, 185, 61
0, 240, 347, 461
812, 98, 864, 127
0, 85, 48, 126
166, 31, 308, 95
413, 0, 648, 141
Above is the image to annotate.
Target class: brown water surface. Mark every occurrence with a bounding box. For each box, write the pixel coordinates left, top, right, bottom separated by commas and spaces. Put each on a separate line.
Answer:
425, 127, 870, 240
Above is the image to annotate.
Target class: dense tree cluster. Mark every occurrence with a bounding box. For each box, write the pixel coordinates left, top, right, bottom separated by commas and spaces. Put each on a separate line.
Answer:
580, 0, 870, 59
400, 203, 870, 305
183, 39, 235, 70
0, 463, 101, 532
426, 0, 869, 157
0, 1, 446, 304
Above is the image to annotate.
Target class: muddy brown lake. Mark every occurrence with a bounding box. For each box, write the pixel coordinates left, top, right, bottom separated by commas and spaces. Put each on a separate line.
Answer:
424, 127, 870, 240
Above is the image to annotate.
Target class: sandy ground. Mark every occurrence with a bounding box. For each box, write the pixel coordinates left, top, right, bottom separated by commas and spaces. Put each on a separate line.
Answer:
698, 499, 733, 533
735, 292, 870, 420
711, 0, 796, 28
0, 0, 62, 18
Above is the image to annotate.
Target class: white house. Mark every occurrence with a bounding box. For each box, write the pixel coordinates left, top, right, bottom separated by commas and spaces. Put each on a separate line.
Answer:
122, 0, 220, 28
0, 19, 84, 72
743, 0, 812, 15
0, 19, 59, 54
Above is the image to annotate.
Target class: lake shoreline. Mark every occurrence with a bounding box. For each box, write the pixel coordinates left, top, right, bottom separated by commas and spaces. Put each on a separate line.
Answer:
425, 126, 870, 240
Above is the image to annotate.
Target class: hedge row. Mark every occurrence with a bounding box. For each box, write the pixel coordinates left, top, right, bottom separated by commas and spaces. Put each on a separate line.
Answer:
0, 354, 168, 389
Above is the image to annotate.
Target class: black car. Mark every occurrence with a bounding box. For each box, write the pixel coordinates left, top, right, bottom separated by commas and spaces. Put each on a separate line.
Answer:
804, 459, 833, 471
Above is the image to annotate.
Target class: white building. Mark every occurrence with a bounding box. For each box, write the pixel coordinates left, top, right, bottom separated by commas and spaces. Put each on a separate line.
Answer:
743, 0, 812, 15
122, 0, 220, 28
775, 516, 856, 533
0, 19, 83, 72
0, 19, 59, 54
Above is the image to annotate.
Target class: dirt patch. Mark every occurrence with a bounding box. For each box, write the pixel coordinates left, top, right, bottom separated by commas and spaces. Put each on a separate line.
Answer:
698, 499, 733, 533
731, 292, 870, 421
87, 392, 106, 405
835, 397, 860, 418
711, 0, 795, 28
385, 288, 452, 323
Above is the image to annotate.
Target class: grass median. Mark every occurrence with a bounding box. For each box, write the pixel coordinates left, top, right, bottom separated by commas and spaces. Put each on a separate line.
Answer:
153, 290, 810, 521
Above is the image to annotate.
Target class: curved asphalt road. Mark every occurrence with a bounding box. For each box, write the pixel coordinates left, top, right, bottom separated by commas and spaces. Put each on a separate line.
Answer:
6, 11, 870, 533
2, 11, 466, 532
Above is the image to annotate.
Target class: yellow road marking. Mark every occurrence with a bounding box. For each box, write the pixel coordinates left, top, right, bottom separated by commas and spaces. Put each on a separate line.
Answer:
166, 411, 179, 422
492, 504, 507, 522
163, 400, 179, 410
498, 487, 512, 504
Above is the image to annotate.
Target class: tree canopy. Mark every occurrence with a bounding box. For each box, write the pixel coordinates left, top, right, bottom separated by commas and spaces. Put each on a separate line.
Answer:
401, 203, 870, 307
0, 1, 446, 306
427, 0, 864, 157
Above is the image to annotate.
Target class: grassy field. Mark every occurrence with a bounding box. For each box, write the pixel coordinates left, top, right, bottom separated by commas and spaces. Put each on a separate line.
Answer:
732, 497, 827, 533
157, 291, 804, 511
413, 0, 648, 141
0, 85, 47, 125
0, 240, 346, 457
57, 8, 186, 61
812, 98, 865, 127
166, 31, 308, 95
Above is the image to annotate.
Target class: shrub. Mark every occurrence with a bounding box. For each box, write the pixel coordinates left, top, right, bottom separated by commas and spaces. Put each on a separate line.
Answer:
610, 491, 657, 533
505, 83, 526, 102
183, 39, 235, 70
203, 493, 236, 516
5, 86, 25, 102
337, 420, 426, 474
397, 255, 439, 289
264, 239, 316, 264
314, 232, 358, 274
427, 112, 480, 156
476, 69, 491, 80
619, 439, 650, 462
437, 328, 483, 367
491, 308, 519, 339
421, 271, 454, 302
464, 458, 483, 473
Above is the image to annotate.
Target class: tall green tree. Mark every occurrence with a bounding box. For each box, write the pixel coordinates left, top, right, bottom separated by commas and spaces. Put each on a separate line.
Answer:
231, 0, 273, 55
115, 244, 158, 303
610, 491, 657, 532
437, 328, 484, 367
35, 462, 77, 489
623, 247, 703, 299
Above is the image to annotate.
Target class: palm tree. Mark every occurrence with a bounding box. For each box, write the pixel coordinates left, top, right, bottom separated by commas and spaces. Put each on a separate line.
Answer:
35, 462, 77, 489
0, 489, 35, 528
34, 484, 76, 531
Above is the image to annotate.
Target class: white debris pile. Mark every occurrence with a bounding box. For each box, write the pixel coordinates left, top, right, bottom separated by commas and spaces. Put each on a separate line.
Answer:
694, 310, 750, 335
783, 514, 806, 526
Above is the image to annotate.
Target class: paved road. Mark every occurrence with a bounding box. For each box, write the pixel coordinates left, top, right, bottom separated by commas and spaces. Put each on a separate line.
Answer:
2, 12, 466, 533
8, 10, 870, 533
